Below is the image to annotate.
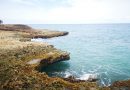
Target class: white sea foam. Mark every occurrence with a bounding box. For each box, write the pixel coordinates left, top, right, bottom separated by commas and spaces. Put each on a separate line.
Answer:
78, 74, 98, 80
99, 72, 112, 86
64, 72, 72, 78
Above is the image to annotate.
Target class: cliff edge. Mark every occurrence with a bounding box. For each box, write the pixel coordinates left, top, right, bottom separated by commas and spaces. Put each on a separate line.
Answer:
0, 24, 129, 90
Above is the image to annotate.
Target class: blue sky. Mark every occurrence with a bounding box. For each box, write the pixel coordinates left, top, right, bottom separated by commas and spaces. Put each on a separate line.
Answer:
0, 0, 130, 24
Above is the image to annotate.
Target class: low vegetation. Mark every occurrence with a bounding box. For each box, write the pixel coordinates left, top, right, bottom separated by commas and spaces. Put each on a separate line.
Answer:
0, 24, 129, 90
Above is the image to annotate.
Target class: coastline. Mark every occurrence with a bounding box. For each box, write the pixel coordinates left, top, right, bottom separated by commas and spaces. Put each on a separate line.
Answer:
0, 24, 130, 90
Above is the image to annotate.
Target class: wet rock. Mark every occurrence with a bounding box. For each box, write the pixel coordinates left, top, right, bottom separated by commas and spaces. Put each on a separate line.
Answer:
87, 74, 98, 82
63, 76, 87, 83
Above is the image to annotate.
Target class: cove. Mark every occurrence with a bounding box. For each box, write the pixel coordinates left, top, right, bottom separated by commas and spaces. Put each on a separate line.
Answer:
31, 24, 130, 86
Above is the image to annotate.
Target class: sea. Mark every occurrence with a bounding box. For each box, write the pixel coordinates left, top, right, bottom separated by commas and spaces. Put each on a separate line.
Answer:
30, 24, 130, 86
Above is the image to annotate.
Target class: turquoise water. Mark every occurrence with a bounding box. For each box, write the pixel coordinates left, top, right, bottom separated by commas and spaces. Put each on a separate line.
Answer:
30, 24, 130, 86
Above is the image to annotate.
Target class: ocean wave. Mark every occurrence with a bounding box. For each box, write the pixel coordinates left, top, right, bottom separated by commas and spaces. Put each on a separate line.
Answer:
77, 73, 98, 81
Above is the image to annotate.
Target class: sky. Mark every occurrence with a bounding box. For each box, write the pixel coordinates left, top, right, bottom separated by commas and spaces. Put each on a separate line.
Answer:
0, 0, 130, 24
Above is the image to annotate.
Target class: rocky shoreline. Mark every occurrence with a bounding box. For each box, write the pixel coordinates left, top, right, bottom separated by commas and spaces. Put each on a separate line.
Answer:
0, 24, 130, 90
0, 24, 69, 39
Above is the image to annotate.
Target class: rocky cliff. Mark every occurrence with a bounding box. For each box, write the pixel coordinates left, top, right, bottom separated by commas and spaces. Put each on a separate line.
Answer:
0, 24, 129, 90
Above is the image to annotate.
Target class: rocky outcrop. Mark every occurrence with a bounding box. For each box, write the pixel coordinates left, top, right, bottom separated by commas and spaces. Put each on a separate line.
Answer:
0, 24, 32, 31
0, 24, 69, 39
27, 49, 70, 70
32, 31, 69, 38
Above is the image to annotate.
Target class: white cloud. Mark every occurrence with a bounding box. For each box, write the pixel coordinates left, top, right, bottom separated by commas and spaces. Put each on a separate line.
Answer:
11, 0, 37, 6
1, 0, 130, 23
38, 0, 130, 24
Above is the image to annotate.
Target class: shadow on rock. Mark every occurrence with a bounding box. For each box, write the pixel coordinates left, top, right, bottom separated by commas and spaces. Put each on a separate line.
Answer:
41, 61, 70, 77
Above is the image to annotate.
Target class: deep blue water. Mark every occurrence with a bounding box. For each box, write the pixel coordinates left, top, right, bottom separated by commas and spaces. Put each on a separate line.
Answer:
30, 24, 130, 86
